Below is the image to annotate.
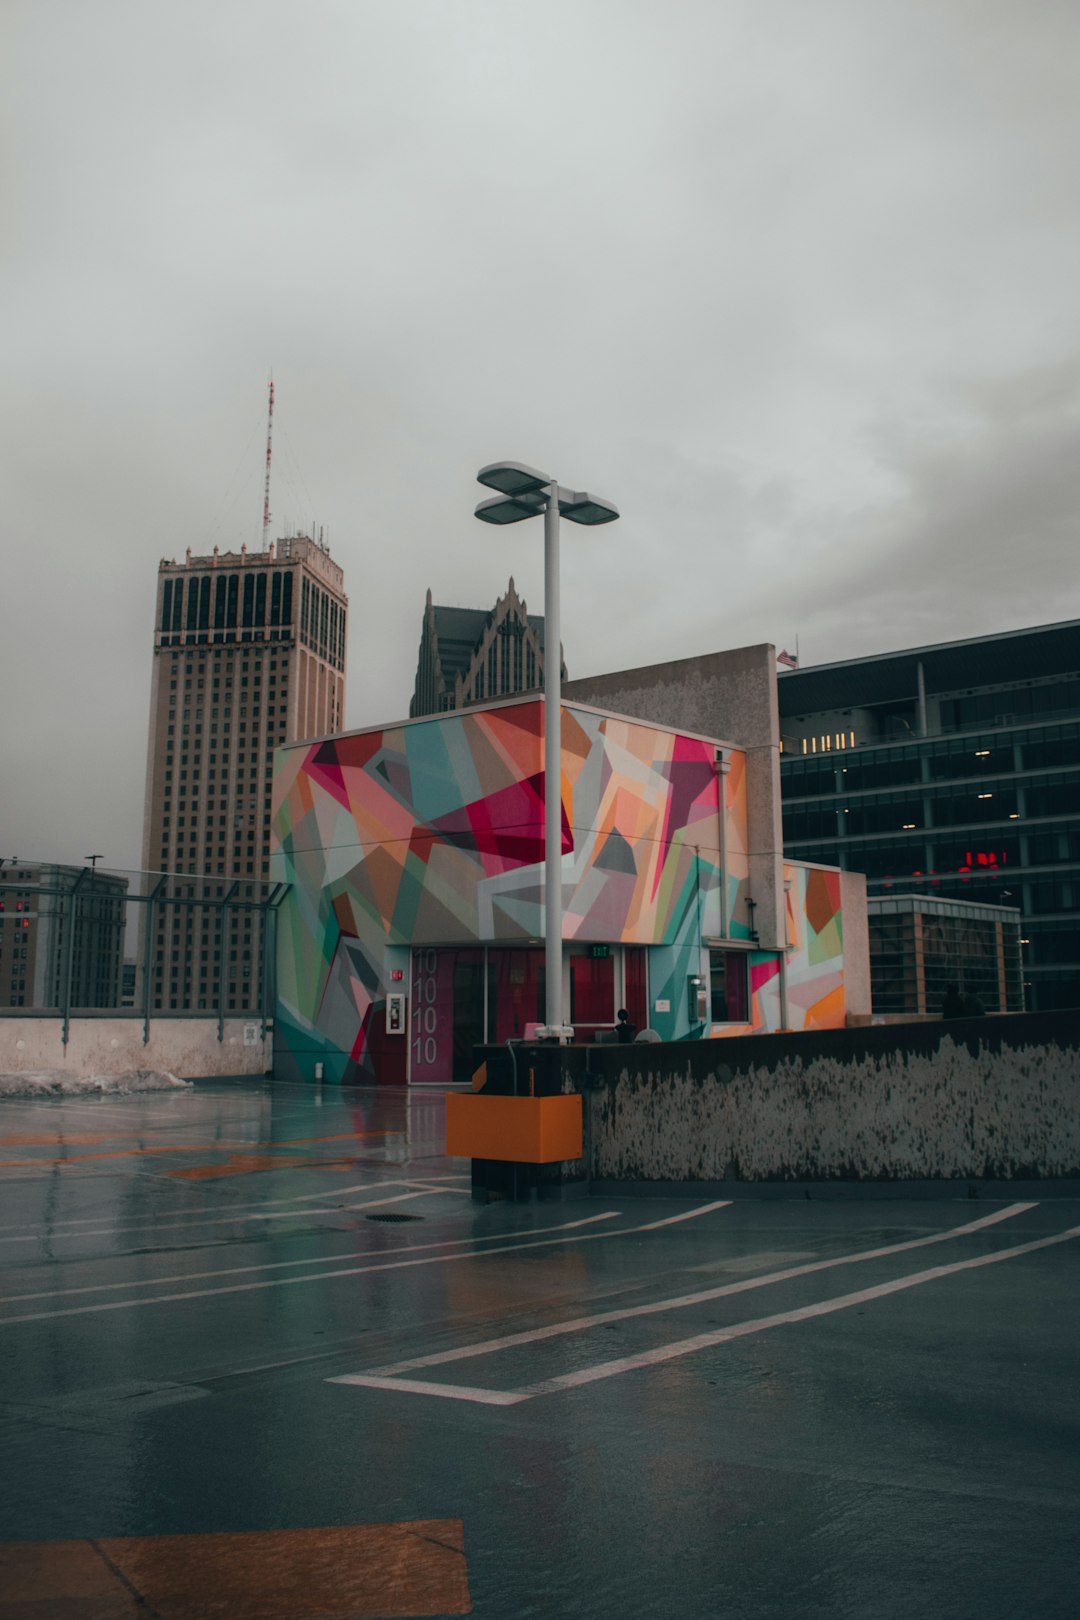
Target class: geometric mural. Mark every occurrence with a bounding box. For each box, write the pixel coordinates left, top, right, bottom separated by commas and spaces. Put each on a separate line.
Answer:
747, 863, 847, 1034
271, 698, 849, 1080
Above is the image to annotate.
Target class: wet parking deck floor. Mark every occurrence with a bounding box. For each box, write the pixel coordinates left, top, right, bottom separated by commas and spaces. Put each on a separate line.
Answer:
1, 1078, 1078, 1619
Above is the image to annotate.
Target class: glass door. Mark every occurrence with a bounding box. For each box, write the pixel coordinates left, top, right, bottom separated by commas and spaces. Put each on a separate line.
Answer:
410, 947, 484, 1084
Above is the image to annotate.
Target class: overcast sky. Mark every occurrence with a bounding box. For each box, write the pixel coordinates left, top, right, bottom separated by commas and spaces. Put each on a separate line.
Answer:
3, 0, 1079, 872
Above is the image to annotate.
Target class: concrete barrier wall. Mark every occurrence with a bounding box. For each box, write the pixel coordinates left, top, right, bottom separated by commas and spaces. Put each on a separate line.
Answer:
0, 1018, 271, 1079
584, 1012, 1080, 1183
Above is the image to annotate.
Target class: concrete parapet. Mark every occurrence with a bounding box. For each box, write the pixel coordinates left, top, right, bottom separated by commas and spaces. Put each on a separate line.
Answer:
0, 1017, 271, 1079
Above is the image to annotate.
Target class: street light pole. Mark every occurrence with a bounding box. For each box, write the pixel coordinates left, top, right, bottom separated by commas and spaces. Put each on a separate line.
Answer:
543, 484, 562, 1036
475, 461, 619, 1042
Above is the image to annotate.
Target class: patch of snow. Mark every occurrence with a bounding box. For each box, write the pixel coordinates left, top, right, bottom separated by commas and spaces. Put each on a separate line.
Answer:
0, 1070, 193, 1098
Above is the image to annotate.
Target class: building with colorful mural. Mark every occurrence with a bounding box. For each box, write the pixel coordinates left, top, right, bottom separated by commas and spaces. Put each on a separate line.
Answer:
271, 691, 869, 1084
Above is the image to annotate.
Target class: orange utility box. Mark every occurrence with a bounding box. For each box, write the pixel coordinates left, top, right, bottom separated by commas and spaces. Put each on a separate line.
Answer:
445, 1093, 582, 1164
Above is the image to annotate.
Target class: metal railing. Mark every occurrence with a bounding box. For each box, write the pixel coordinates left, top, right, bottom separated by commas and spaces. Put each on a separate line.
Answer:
0, 862, 289, 1044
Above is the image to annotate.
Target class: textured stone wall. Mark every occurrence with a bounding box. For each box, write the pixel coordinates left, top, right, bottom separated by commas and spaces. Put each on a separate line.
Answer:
587, 1012, 1080, 1182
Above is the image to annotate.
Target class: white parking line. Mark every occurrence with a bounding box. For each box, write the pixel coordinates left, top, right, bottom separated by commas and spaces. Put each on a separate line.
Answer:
0, 1212, 623, 1325
3, 1213, 622, 1304
0, 1178, 412, 1234
356, 1378, 528, 1407
337, 1217, 1078, 1406
395, 1180, 471, 1195
527, 1223, 1080, 1396
0, 1174, 472, 1244
291, 1181, 409, 1202
0, 1179, 448, 1244
341, 1202, 1036, 1379
634, 1200, 732, 1231
338, 1189, 451, 1212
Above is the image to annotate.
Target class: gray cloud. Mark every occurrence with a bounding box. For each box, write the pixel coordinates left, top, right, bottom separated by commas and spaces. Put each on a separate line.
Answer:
3, 0, 1080, 868
734, 355, 1080, 662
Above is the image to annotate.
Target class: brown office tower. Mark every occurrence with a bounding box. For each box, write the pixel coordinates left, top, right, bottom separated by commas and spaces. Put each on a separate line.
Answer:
140, 534, 347, 1012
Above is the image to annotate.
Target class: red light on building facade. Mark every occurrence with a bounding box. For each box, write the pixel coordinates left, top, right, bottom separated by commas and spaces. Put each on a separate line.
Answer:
958, 850, 1008, 874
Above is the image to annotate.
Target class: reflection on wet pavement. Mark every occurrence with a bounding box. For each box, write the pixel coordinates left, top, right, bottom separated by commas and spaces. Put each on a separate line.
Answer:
2, 1078, 1078, 1619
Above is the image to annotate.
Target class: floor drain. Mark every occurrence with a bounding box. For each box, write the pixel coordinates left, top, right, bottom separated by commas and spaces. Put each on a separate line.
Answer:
364, 1211, 422, 1223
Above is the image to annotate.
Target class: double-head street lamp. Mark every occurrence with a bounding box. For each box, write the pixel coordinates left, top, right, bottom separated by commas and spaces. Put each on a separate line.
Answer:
475, 461, 619, 1040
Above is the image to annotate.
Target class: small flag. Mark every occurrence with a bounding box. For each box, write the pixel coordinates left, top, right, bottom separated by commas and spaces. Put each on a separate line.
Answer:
777, 649, 798, 669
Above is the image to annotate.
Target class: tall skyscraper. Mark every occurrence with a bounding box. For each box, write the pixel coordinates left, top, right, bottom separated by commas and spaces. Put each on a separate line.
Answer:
409, 577, 562, 717
140, 532, 347, 1012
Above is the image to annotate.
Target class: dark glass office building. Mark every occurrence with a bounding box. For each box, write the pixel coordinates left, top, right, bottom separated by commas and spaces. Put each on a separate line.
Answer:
778, 621, 1080, 1011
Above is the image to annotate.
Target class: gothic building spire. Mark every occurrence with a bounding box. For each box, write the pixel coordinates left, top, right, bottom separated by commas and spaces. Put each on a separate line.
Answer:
409, 578, 564, 718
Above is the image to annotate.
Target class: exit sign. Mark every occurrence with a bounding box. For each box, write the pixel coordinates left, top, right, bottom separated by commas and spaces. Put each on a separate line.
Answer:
590, 944, 610, 959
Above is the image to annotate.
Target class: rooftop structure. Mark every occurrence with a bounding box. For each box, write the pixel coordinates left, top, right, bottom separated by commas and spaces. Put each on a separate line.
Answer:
271, 687, 868, 1084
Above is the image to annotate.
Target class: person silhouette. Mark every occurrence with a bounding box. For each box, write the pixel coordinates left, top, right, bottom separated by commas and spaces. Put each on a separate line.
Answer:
941, 982, 966, 1019
615, 1008, 638, 1041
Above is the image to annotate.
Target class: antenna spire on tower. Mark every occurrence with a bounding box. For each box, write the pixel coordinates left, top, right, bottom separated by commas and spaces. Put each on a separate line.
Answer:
262, 374, 274, 545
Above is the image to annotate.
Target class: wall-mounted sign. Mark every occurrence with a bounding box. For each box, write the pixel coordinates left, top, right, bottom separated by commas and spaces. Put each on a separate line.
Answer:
389, 969, 404, 981
243, 1023, 259, 1047
590, 944, 610, 959
654, 998, 670, 1013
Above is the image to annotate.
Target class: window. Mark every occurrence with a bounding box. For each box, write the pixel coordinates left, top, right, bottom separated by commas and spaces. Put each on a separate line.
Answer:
783, 804, 840, 842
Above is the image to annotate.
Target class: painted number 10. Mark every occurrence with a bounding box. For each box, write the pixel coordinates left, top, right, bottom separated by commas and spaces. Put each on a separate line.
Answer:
412, 949, 438, 1067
